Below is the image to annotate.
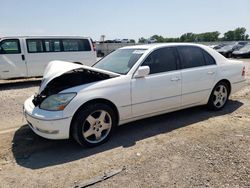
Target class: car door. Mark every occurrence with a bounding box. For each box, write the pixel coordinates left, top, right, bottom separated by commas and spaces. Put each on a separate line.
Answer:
0, 39, 27, 79
177, 46, 217, 106
131, 47, 181, 117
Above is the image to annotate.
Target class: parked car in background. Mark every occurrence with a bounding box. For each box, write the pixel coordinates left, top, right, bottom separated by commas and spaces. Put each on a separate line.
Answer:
232, 43, 250, 58
212, 43, 226, 50
24, 43, 246, 147
121, 39, 129, 43
0, 36, 96, 79
216, 41, 247, 58
147, 38, 157, 43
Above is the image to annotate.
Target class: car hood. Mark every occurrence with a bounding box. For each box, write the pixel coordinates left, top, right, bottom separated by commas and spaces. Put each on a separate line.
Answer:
39, 60, 120, 94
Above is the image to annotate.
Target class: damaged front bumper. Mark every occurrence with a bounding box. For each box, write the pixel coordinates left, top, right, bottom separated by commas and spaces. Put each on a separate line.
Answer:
23, 96, 72, 139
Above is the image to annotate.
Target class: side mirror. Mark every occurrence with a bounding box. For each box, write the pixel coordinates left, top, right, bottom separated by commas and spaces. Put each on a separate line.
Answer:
134, 66, 150, 78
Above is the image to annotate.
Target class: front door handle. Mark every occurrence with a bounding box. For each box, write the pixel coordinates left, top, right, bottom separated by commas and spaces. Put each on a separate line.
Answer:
171, 77, 181, 81
21, 54, 25, 61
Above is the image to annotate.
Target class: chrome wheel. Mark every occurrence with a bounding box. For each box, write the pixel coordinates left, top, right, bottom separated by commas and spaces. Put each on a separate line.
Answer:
82, 110, 112, 144
213, 84, 228, 108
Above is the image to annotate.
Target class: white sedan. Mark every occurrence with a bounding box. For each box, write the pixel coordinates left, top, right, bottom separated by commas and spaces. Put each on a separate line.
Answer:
24, 43, 246, 147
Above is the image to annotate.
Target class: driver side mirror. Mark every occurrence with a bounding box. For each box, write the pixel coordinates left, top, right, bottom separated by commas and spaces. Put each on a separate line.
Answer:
134, 66, 150, 78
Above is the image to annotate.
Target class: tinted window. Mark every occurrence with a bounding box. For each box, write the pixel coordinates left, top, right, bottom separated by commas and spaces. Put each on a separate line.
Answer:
203, 50, 216, 65
178, 46, 206, 69
142, 47, 177, 74
27, 39, 44, 53
62, 39, 91, 51
0, 39, 21, 54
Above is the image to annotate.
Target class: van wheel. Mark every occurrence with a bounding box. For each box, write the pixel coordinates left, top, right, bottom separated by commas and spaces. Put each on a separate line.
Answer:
207, 82, 229, 110
72, 103, 117, 147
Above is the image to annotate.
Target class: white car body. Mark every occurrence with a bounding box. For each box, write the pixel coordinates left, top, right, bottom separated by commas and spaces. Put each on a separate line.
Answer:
24, 43, 246, 140
0, 36, 96, 79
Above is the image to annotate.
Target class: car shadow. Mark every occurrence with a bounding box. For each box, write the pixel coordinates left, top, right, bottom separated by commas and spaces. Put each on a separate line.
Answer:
12, 100, 243, 169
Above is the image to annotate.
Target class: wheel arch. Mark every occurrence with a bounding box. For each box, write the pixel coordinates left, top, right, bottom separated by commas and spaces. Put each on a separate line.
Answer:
216, 79, 231, 95
69, 98, 120, 138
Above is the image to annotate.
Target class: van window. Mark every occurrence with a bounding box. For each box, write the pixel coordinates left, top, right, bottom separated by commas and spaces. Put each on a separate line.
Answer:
44, 39, 62, 52
178, 46, 206, 69
0, 39, 21, 54
62, 39, 91, 52
27, 39, 44, 53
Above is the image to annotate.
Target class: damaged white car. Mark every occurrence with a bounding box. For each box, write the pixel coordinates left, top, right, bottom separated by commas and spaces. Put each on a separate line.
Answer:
24, 43, 246, 147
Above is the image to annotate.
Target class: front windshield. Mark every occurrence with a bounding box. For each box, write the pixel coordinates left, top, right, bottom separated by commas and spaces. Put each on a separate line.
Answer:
93, 49, 146, 74
220, 45, 233, 51
240, 44, 250, 51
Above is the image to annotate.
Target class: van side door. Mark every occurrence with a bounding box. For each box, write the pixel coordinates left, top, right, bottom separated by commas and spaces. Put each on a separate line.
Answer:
0, 39, 27, 79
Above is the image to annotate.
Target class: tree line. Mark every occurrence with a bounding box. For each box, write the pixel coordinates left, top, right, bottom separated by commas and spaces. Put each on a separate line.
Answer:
138, 27, 249, 43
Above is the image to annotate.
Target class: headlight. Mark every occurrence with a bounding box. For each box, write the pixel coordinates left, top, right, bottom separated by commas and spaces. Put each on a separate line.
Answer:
40, 93, 76, 111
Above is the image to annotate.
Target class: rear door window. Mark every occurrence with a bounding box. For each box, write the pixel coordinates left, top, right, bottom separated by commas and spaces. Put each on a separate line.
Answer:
202, 50, 216, 65
178, 46, 206, 69
0, 39, 21, 54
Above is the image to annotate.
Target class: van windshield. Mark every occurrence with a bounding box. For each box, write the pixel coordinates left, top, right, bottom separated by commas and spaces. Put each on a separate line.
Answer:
93, 49, 146, 74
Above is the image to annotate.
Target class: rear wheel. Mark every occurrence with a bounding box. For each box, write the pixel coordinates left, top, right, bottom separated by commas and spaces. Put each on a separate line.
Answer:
207, 82, 229, 110
72, 103, 117, 147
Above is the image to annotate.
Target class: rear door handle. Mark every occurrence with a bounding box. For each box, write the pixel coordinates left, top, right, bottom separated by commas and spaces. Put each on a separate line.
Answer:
171, 77, 181, 81
207, 71, 215, 75
21, 54, 25, 61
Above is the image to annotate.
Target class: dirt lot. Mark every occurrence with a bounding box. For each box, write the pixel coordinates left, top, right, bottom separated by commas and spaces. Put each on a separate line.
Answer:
0, 59, 250, 188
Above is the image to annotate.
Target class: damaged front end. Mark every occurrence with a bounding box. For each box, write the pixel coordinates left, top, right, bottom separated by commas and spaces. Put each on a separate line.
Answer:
32, 61, 119, 107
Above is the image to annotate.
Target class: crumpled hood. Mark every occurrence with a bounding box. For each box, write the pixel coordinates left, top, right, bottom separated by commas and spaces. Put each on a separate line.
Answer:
39, 60, 120, 93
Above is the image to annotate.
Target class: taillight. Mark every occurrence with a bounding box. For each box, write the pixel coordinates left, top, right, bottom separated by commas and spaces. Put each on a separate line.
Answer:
242, 66, 246, 77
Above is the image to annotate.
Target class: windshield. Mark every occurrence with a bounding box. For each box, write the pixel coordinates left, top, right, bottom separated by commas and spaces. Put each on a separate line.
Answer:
239, 44, 250, 51
93, 49, 146, 74
220, 45, 233, 51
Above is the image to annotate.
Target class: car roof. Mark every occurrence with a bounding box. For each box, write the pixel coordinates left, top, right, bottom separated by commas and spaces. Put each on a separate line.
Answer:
120, 43, 207, 50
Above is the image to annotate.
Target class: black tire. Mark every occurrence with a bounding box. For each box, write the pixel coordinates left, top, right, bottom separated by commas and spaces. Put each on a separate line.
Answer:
72, 103, 117, 147
207, 81, 229, 110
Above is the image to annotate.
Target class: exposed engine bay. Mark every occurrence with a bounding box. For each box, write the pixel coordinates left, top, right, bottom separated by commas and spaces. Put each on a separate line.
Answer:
32, 68, 114, 106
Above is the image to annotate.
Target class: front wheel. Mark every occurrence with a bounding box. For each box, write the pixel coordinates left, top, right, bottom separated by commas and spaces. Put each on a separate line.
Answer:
72, 103, 117, 147
207, 82, 229, 110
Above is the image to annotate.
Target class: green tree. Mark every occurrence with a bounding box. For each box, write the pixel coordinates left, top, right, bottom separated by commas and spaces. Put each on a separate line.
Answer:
151, 35, 165, 42
138, 37, 146, 43
223, 27, 247, 41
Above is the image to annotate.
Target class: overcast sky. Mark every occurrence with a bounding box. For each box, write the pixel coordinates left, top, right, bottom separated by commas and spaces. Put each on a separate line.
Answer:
1, 0, 250, 41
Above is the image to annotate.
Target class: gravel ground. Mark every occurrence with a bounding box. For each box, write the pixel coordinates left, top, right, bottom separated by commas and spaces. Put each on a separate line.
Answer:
0, 59, 250, 188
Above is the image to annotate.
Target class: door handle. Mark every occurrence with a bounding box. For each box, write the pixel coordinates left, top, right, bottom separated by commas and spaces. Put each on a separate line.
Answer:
207, 71, 215, 75
21, 54, 25, 61
171, 77, 181, 81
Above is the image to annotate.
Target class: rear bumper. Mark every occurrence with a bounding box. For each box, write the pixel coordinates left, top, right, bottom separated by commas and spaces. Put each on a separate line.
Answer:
231, 80, 246, 94
23, 96, 72, 139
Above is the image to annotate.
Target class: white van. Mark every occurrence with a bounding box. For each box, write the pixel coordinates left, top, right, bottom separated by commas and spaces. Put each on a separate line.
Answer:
0, 36, 96, 79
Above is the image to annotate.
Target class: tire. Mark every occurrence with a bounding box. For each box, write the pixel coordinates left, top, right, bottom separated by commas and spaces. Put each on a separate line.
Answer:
207, 81, 229, 110
72, 103, 117, 147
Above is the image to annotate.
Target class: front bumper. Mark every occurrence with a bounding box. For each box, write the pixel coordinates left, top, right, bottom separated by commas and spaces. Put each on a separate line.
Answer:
23, 96, 72, 139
